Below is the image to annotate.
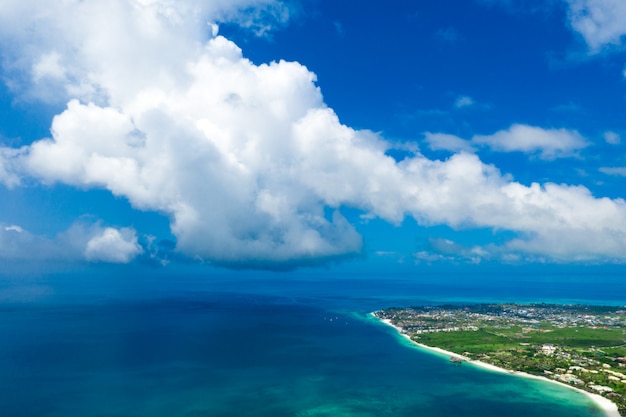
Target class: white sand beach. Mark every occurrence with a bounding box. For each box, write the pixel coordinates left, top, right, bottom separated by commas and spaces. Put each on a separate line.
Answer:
375, 315, 621, 417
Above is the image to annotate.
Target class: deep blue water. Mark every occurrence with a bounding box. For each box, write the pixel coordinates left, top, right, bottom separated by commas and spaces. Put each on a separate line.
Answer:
0, 271, 623, 416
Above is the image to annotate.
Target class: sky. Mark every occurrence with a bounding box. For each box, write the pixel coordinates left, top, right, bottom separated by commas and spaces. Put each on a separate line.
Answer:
1, 0, 626, 275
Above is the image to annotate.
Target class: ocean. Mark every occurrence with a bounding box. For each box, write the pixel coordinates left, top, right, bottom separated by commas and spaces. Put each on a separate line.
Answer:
0, 269, 623, 416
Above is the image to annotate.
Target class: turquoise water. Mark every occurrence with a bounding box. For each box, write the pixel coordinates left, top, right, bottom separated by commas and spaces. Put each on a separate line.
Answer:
0, 272, 622, 416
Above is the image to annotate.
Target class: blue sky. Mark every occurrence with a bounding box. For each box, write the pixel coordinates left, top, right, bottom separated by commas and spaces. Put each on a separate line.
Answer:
1, 0, 626, 274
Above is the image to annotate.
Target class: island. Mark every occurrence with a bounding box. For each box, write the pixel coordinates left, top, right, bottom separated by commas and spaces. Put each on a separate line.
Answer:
373, 303, 626, 417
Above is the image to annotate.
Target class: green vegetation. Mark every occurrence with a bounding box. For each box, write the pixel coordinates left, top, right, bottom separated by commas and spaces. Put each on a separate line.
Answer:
375, 303, 626, 416
417, 330, 513, 354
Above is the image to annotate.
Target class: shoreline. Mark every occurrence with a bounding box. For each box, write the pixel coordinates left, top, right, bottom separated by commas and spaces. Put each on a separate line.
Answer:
372, 314, 621, 417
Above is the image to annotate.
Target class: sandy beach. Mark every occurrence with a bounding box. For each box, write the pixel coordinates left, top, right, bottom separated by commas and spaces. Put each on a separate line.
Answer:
374, 315, 621, 417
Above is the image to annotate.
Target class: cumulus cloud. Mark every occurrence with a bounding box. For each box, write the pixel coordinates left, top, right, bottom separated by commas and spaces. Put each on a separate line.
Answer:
565, 0, 626, 52
1, 1, 626, 266
85, 227, 143, 263
0, 0, 291, 103
0, 221, 143, 263
418, 196, 626, 263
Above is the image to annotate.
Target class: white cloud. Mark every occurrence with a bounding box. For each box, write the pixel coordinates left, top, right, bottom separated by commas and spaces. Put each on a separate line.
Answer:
4, 225, 24, 233
32, 51, 67, 82
599, 167, 626, 176
495, 182, 626, 261
424, 133, 476, 153
85, 227, 143, 263
0, 0, 292, 103
604, 130, 621, 144
0, 148, 23, 188
0, 221, 143, 263
472, 124, 588, 159
0, 0, 364, 266
454, 95, 474, 108
482, 0, 626, 54
209, 22, 220, 38
565, 0, 626, 52
426, 124, 588, 159
215, 0, 292, 37
1, 1, 626, 266
415, 238, 487, 264
0, 224, 54, 260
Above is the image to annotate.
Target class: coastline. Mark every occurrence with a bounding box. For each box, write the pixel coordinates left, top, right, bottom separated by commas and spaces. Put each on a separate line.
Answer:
372, 314, 621, 417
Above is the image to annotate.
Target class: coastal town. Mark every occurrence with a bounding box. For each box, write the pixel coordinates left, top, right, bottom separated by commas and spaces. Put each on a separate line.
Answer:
374, 304, 626, 416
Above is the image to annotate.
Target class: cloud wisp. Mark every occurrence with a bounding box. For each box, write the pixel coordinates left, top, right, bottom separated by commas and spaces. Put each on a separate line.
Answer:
454, 95, 475, 109
565, 0, 626, 52
425, 124, 588, 160
483, 0, 626, 54
0, 1, 626, 266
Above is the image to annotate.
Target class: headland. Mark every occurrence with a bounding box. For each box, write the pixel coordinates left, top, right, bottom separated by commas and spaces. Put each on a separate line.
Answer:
372, 303, 626, 417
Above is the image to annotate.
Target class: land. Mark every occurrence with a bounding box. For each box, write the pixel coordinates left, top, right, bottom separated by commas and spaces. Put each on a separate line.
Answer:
373, 303, 626, 416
